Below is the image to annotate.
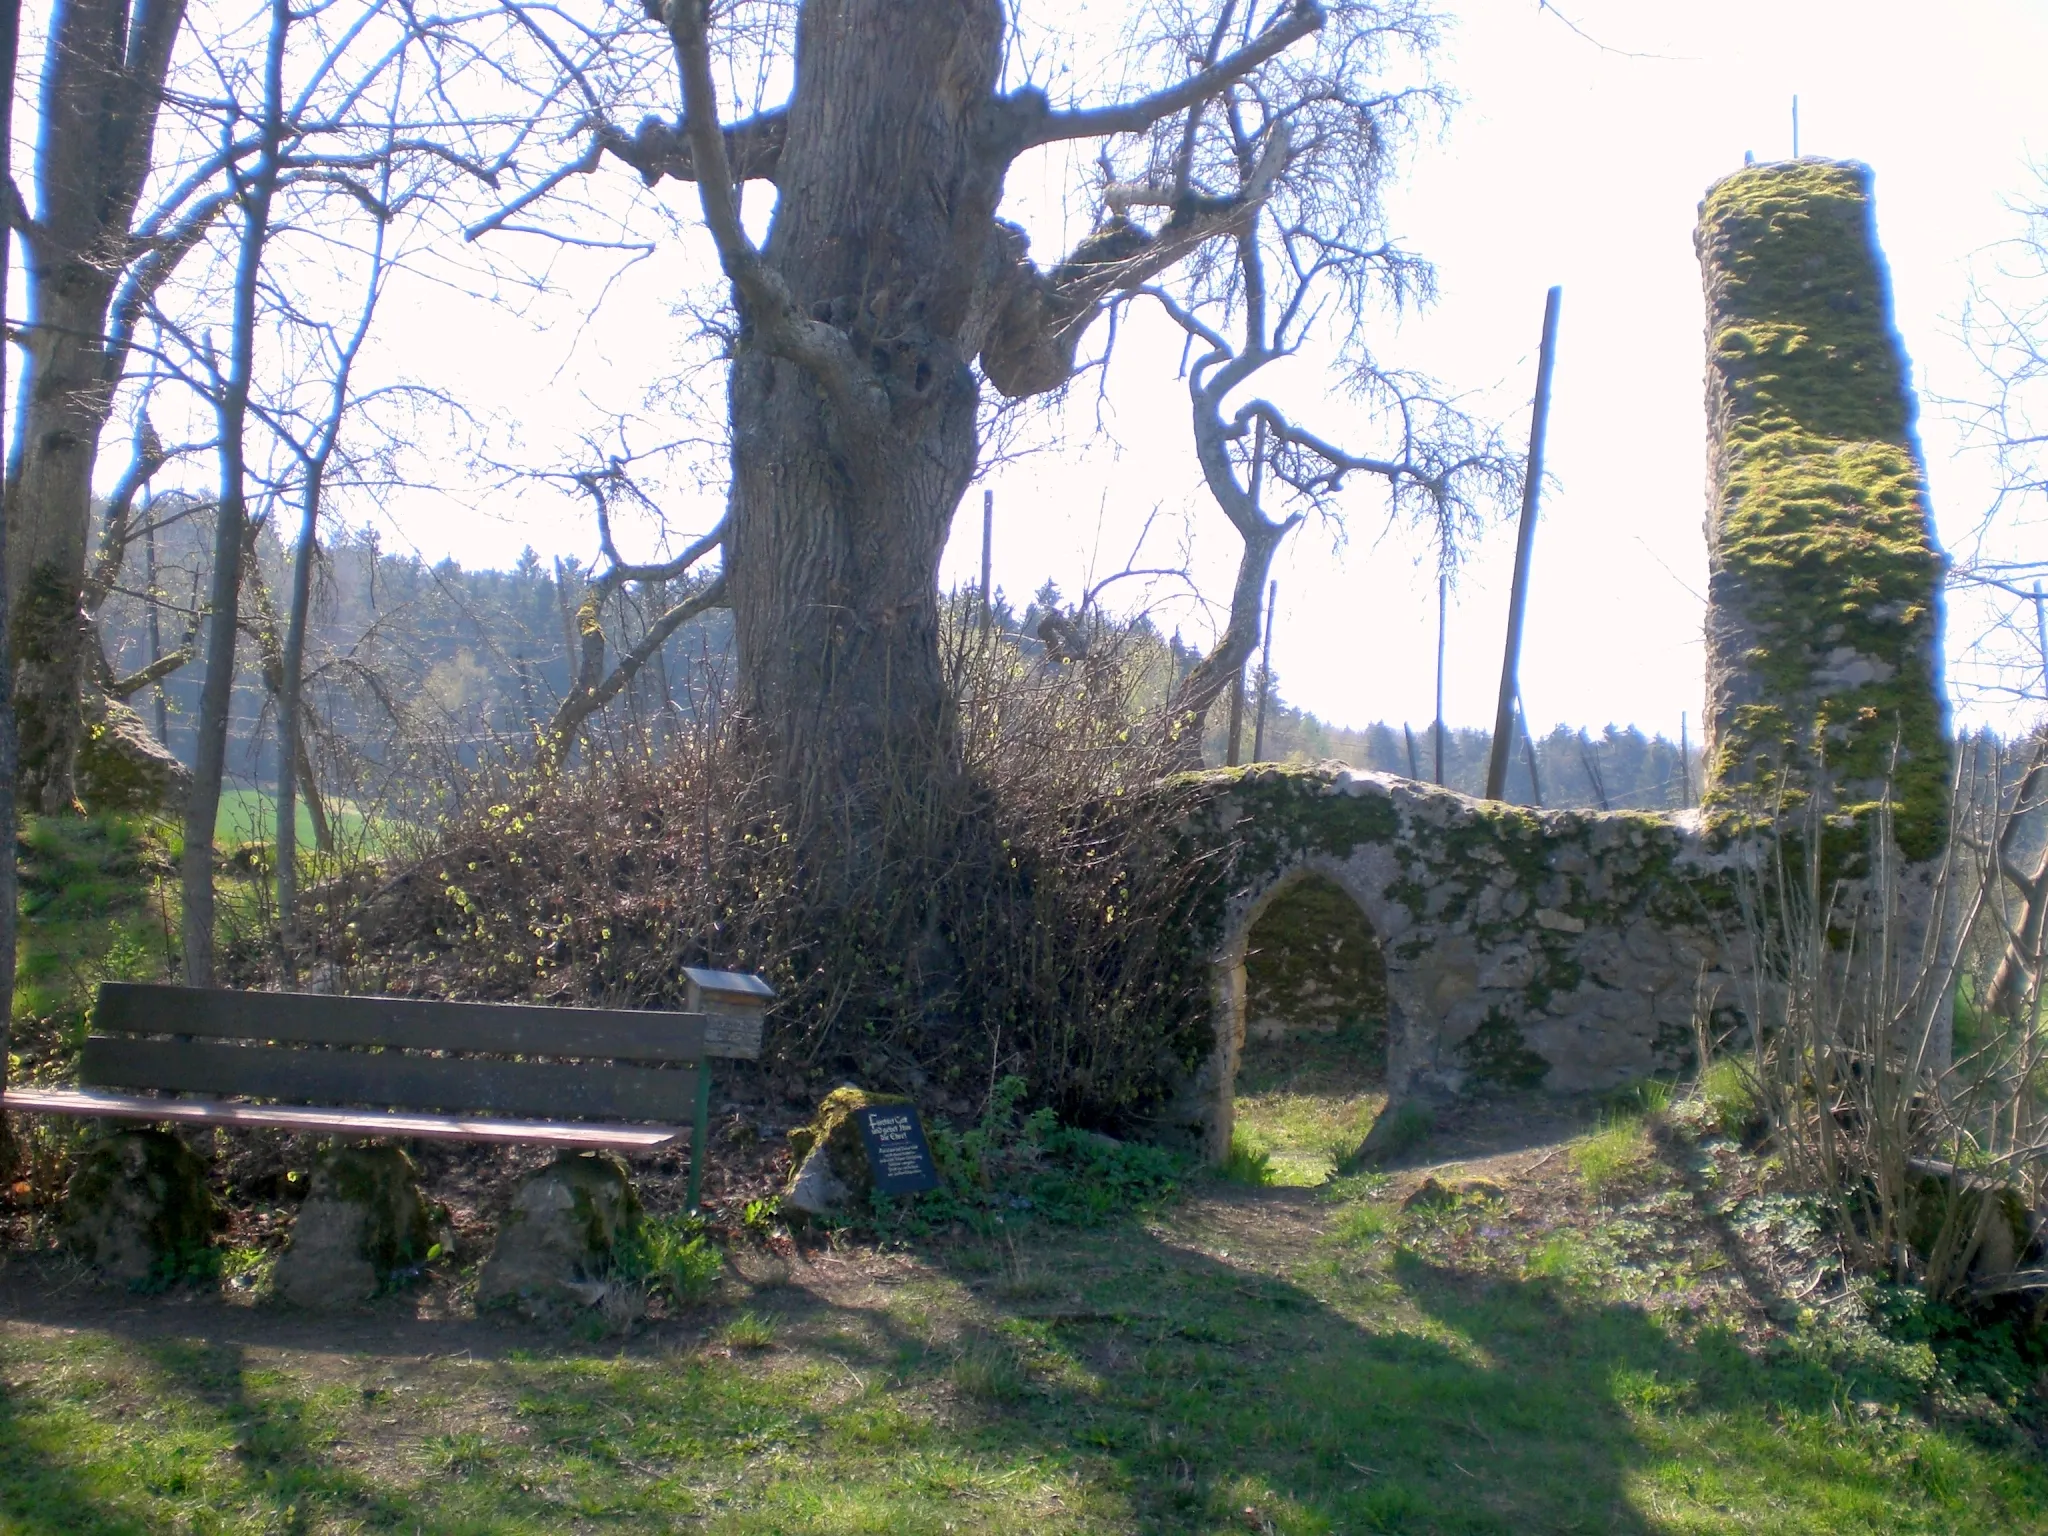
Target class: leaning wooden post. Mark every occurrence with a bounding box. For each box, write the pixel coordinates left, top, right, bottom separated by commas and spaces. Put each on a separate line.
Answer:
1433, 572, 1448, 785
978, 488, 994, 638
1252, 579, 1277, 762
1486, 285, 1562, 802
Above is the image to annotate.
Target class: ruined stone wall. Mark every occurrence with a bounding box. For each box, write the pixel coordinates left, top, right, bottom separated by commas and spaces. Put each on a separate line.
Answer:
1163, 161, 1952, 1160
1165, 765, 1754, 1159
1697, 160, 1950, 858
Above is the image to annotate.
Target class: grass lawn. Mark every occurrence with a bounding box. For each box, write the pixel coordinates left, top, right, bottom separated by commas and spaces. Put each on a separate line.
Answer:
214, 787, 368, 850
1233, 1025, 1388, 1185
3, 1089, 2045, 1535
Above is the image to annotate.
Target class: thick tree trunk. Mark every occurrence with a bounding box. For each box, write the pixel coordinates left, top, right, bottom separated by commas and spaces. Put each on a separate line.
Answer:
6, 0, 187, 811
9, 280, 115, 812
724, 0, 1005, 850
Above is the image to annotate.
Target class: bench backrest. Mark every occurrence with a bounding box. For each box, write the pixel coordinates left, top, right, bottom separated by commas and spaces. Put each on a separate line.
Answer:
82, 983, 764, 1124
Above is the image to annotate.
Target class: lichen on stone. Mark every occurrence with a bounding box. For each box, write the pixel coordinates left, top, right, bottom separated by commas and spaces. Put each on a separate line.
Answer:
1697, 159, 1949, 859
783, 1085, 915, 1217
61, 1128, 222, 1283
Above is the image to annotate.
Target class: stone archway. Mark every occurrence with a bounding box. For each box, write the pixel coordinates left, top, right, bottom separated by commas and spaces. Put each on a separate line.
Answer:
1211, 863, 1397, 1177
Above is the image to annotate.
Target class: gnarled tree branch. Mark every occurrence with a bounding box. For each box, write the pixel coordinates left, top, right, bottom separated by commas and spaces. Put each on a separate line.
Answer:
1009, 0, 1323, 150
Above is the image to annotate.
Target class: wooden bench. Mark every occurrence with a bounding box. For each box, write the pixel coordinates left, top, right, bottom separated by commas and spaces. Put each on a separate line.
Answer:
1, 968, 773, 1211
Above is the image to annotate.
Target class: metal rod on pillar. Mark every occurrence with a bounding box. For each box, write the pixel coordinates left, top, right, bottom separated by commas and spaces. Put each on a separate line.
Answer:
1486, 285, 1562, 801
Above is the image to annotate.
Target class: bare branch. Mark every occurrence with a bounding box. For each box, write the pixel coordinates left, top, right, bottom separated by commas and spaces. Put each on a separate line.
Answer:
1016, 1, 1324, 149
545, 574, 728, 763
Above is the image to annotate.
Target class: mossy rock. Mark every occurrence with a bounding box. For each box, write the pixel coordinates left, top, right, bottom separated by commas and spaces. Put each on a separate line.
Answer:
477, 1152, 641, 1321
61, 1128, 222, 1284
275, 1145, 438, 1308
76, 689, 190, 814
783, 1086, 913, 1218
1903, 1161, 2039, 1289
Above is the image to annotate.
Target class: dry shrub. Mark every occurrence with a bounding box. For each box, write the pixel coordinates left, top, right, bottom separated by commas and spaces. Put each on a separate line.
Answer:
314, 602, 1227, 1129
1717, 744, 2048, 1304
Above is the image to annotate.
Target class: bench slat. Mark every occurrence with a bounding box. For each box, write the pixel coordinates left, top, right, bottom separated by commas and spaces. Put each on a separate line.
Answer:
81, 1036, 699, 1122
94, 982, 760, 1061
1, 1086, 683, 1148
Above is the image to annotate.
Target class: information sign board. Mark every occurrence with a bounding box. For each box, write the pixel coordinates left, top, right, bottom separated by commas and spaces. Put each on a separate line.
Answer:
856, 1103, 940, 1196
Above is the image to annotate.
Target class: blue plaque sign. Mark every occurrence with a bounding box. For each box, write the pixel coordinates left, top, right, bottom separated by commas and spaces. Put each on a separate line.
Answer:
856, 1103, 940, 1196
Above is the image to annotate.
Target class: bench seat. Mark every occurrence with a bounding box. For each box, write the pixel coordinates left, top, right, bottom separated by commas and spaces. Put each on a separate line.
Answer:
3, 978, 772, 1208
0, 1086, 683, 1150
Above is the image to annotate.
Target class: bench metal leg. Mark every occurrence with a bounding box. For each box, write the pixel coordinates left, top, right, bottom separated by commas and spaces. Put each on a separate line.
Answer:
688, 1067, 713, 1213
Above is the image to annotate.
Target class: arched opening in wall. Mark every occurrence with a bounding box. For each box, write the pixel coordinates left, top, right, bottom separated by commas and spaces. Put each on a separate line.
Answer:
1232, 874, 1389, 1184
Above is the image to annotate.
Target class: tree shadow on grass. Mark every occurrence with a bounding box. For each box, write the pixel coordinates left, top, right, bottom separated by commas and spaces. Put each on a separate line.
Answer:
4, 1217, 2044, 1534
0, 1374, 152, 1536
0, 1322, 433, 1536
134, 1336, 428, 1532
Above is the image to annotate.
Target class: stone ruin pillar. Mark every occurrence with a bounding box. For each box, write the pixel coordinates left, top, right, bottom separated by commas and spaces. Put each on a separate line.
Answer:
1696, 159, 1950, 860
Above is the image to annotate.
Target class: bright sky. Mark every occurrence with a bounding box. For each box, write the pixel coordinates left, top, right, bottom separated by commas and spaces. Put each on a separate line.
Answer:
71, 0, 2048, 740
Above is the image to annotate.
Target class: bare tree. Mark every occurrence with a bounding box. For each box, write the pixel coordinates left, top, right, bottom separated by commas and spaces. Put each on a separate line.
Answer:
481, 0, 1386, 908
178, 0, 289, 983
1103, 1, 1515, 764
1953, 170, 2048, 1017
540, 461, 726, 767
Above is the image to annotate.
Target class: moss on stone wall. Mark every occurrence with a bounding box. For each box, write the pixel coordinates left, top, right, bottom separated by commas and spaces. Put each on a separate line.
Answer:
1243, 874, 1388, 1050
1697, 160, 1949, 859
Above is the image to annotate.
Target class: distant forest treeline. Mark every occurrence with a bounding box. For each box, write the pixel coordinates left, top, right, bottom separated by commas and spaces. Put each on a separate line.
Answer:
99, 517, 1705, 815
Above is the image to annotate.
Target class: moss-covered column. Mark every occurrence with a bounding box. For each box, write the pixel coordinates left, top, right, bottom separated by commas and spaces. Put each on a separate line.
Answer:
1696, 160, 1948, 857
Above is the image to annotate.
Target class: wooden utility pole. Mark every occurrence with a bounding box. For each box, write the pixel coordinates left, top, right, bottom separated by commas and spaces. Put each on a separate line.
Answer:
978, 488, 993, 637
1252, 579, 1277, 762
1434, 572, 1447, 785
1403, 723, 1419, 780
1679, 711, 1693, 808
1517, 690, 1542, 805
1486, 285, 1563, 801
1226, 677, 1245, 766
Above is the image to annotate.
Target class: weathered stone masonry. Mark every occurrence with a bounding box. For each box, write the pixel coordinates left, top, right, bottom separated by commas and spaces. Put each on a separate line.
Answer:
1176, 160, 1951, 1159
1171, 765, 1752, 1159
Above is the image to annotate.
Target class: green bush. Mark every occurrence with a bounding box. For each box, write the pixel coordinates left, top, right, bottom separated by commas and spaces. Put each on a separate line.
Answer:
869, 1075, 1184, 1235
612, 1212, 723, 1304
1697, 1056, 1761, 1138
1216, 1130, 1276, 1187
